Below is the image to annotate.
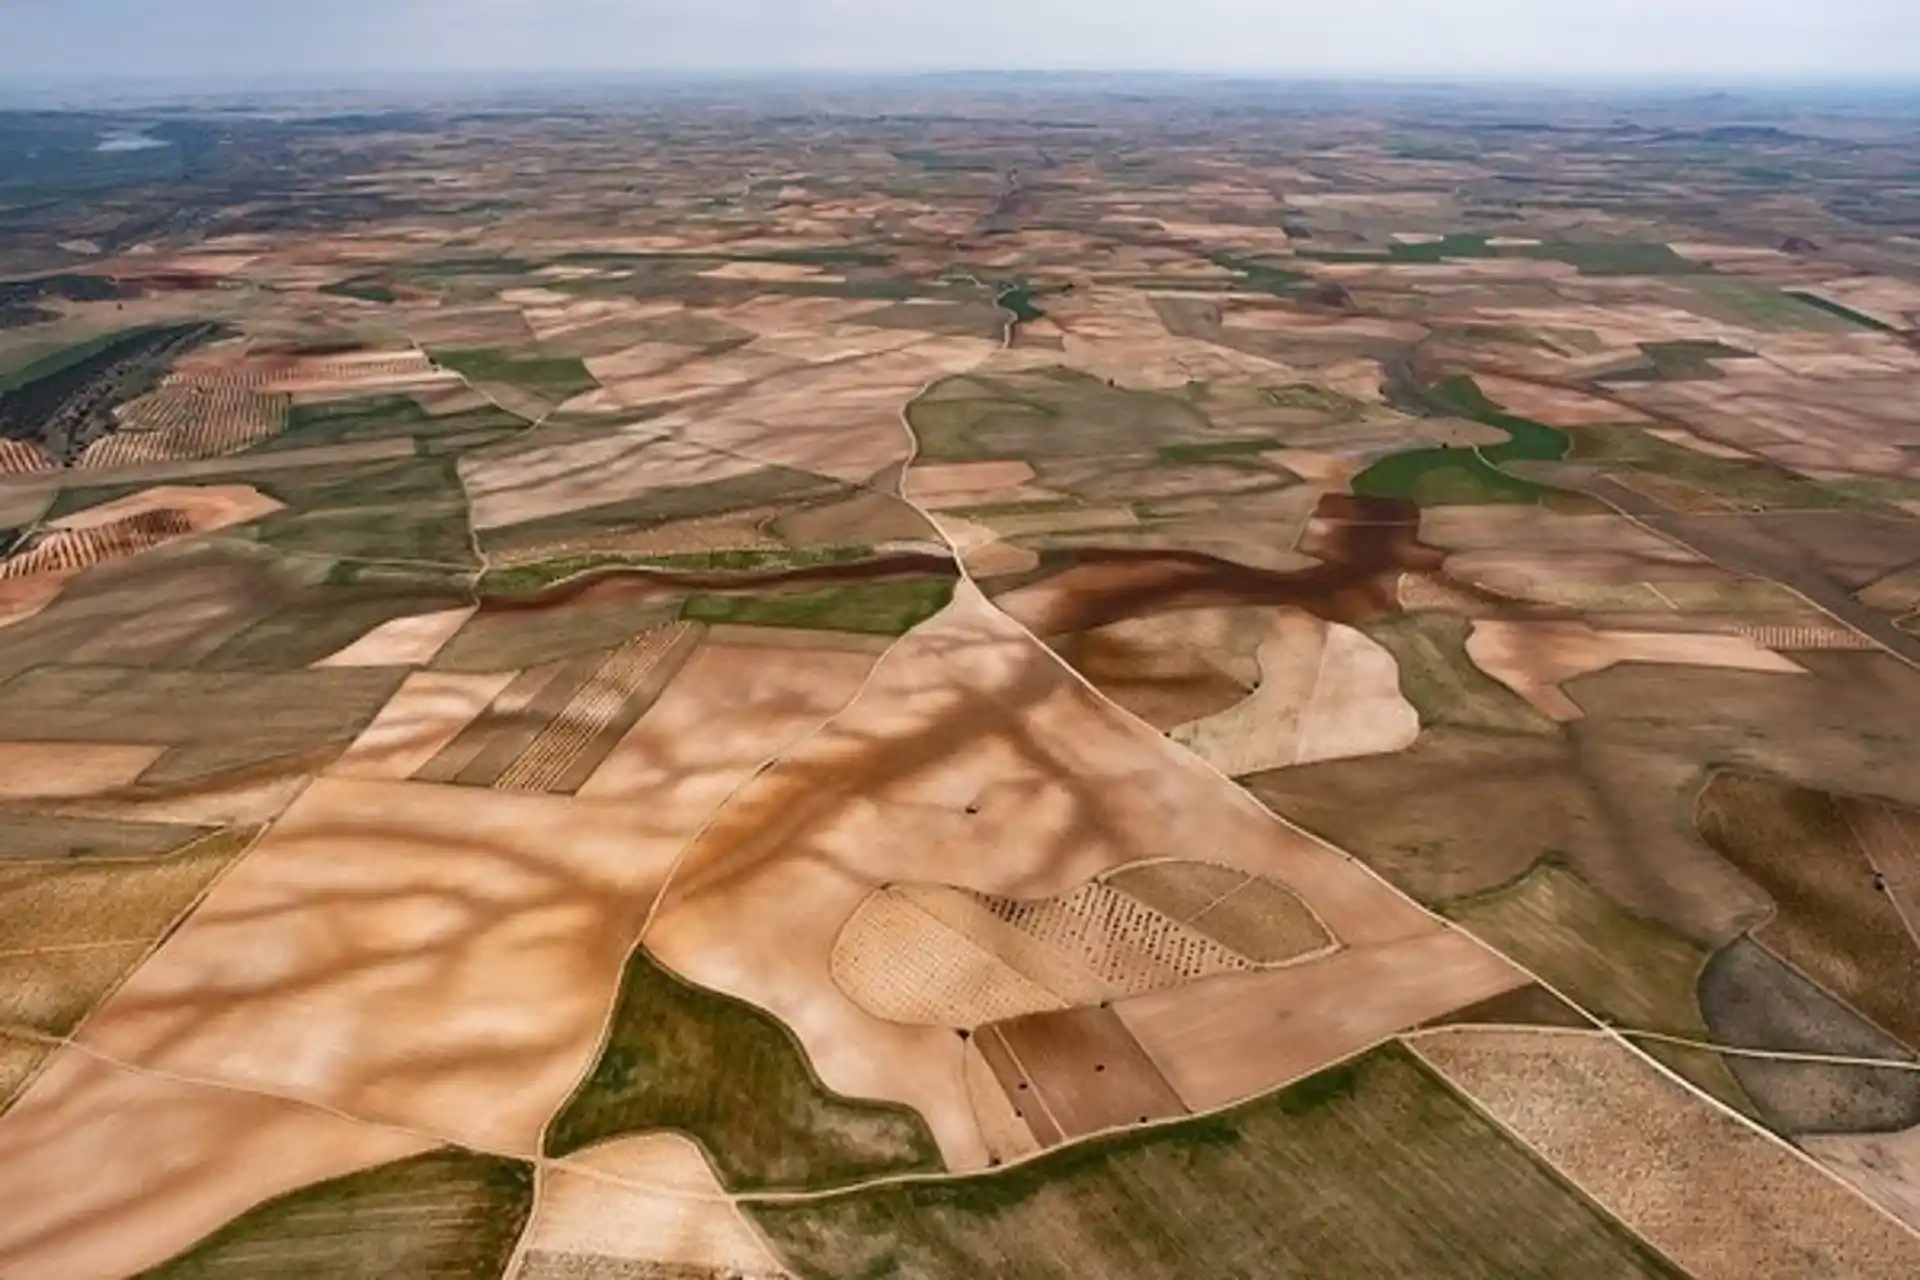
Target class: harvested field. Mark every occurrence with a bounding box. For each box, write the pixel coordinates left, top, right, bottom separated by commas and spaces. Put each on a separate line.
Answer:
1804, 1127, 1920, 1234
0, 811, 217, 862
0, 663, 406, 787
646, 585, 1435, 1171
1699, 937, 1920, 1135
1169, 609, 1418, 776
518, 1133, 790, 1279
546, 949, 942, 1191
461, 427, 770, 535
832, 888, 1071, 1029
1115, 927, 1525, 1112
0, 828, 248, 1034
1474, 374, 1648, 428
1413, 1028, 1920, 1279
490, 624, 699, 794
1466, 620, 1804, 721
978, 1004, 1187, 1144
142, 1149, 535, 1280
0, 740, 163, 800
1844, 795, 1920, 951
312, 606, 476, 668
1243, 728, 1594, 906
436, 595, 681, 672
0, 1051, 433, 1279
327, 670, 518, 781
752, 1043, 1683, 1280
832, 863, 1332, 1030
72, 776, 686, 1154
1697, 772, 1920, 1050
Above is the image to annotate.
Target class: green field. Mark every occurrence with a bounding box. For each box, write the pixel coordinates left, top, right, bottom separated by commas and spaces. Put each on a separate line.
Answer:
751, 1043, 1683, 1279
1567, 423, 1860, 511
1353, 376, 1568, 506
253, 454, 479, 567
546, 949, 942, 1191
431, 348, 599, 399
1362, 613, 1561, 737
680, 577, 956, 636
140, 1150, 533, 1279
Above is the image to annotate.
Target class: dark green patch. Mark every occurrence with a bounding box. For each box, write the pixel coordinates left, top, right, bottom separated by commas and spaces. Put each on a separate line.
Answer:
1354, 375, 1569, 506
546, 949, 942, 1191
1782, 291, 1900, 333
680, 578, 955, 636
317, 276, 397, 304
432, 348, 599, 399
139, 1150, 534, 1279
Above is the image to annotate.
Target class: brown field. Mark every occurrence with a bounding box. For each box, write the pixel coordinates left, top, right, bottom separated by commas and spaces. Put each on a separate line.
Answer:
71, 775, 686, 1153
1698, 772, 1920, 1050
0, 1050, 431, 1279
645, 585, 1435, 1170
1114, 927, 1525, 1112
832, 860, 1334, 1031
0, 740, 164, 800
1804, 1127, 1920, 1234
461, 427, 770, 534
313, 606, 477, 668
518, 1133, 790, 1279
1046, 605, 1271, 729
1169, 608, 1419, 776
977, 1005, 1188, 1145
904, 460, 1062, 511
327, 669, 519, 780
0, 484, 284, 627
1843, 796, 1920, 952
1466, 620, 1804, 721
1412, 1028, 1920, 1279
1474, 373, 1649, 427
493, 623, 700, 794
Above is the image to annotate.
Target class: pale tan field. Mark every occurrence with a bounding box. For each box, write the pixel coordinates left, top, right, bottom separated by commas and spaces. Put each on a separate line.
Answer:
904, 460, 1061, 511
1115, 929, 1522, 1111
1465, 620, 1805, 720
72, 775, 686, 1153
328, 669, 518, 780
581, 340, 706, 385
0, 741, 164, 800
1419, 505, 1701, 557
313, 606, 477, 668
1413, 1028, 1920, 1279
1799, 275, 1920, 331
645, 585, 1436, 1169
0, 1050, 431, 1280
576, 641, 879, 821
699, 260, 842, 283
1170, 609, 1419, 777
643, 333, 996, 484
1474, 373, 1647, 427
519, 1133, 789, 1279
1804, 1126, 1920, 1233
461, 427, 767, 533
832, 886, 1070, 1028
1621, 359, 1920, 480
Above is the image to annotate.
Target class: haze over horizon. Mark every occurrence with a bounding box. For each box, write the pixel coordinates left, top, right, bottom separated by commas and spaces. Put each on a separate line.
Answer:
3, 0, 1918, 86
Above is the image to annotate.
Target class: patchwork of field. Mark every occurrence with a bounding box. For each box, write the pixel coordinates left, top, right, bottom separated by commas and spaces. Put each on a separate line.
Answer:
6, 87, 1920, 1280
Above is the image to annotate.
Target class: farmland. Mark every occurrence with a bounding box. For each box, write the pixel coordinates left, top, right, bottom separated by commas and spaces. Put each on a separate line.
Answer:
3, 76, 1920, 1280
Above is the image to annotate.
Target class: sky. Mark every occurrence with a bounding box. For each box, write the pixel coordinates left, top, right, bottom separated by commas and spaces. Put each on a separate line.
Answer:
2, 0, 1917, 83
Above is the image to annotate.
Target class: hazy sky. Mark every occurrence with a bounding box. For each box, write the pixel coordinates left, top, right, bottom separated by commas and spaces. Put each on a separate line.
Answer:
3, 0, 1917, 81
